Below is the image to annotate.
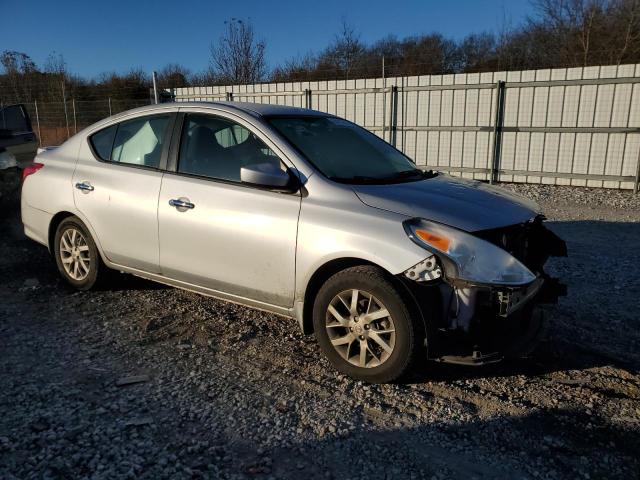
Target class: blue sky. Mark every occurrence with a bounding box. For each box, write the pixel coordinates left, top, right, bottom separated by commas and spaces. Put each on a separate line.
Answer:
0, 0, 533, 78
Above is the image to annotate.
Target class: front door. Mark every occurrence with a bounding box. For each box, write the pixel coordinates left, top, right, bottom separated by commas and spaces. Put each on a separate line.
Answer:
73, 113, 174, 273
158, 112, 301, 307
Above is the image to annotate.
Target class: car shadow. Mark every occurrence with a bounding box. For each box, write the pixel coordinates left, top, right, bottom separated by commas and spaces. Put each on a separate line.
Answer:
405, 337, 637, 385
96, 271, 169, 292
265, 406, 640, 479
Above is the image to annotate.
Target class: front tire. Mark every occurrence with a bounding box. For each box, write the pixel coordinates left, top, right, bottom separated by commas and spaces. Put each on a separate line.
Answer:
313, 266, 421, 383
54, 216, 103, 290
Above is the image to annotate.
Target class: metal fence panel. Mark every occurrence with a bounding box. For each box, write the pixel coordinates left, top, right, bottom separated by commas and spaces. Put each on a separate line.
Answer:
116, 64, 640, 191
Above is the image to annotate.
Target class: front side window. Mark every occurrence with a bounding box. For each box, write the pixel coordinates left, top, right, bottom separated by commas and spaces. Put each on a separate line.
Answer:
178, 114, 284, 182
269, 116, 434, 184
89, 115, 171, 168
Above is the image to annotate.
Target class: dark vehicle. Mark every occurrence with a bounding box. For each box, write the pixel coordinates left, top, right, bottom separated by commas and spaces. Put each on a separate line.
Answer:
0, 104, 38, 166
0, 104, 38, 199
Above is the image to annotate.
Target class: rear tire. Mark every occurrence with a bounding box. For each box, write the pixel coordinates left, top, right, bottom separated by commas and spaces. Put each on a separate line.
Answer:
313, 265, 421, 383
54, 216, 103, 290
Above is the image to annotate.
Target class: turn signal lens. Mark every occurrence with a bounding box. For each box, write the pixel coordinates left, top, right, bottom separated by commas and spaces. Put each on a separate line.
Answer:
415, 229, 450, 253
404, 218, 536, 286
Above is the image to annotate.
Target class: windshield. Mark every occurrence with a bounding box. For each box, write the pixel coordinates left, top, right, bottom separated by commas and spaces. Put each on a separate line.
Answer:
268, 116, 435, 184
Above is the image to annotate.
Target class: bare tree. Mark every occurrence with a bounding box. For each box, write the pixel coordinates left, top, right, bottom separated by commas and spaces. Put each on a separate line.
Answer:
531, 0, 640, 66
0, 50, 37, 75
613, 0, 640, 64
158, 63, 191, 88
0, 50, 38, 101
210, 18, 266, 84
533, 0, 608, 66
271, 53, 318, 82
459, 33, 499, 72
44, 52, 66, 75
319, 19, 366, 79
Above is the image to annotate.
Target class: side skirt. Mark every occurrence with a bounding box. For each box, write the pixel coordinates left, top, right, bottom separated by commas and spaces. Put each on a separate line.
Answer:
108, 262, 296, 320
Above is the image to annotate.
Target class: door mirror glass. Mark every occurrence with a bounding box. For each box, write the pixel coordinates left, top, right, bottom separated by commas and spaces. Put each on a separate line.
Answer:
241, 163, 292, 189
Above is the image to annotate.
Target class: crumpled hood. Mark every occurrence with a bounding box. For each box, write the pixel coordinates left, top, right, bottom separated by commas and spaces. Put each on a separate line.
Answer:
353, 175, 540, 232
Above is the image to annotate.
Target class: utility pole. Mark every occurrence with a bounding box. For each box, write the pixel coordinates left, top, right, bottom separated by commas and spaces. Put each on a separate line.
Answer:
152, 71, 159, 104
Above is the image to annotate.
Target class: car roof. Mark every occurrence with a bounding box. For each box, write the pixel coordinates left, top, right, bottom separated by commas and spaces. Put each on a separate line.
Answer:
109, 101, 329, 120
213, 101, 329, 117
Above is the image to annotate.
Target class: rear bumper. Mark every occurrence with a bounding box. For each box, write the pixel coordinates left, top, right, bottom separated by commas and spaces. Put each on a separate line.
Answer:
21, 200, 51, 247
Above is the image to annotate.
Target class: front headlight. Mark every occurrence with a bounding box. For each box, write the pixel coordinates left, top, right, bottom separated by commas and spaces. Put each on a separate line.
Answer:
403, 218, 536, 286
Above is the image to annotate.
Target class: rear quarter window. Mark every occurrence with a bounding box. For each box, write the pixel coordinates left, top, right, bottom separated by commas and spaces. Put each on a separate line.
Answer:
88, 114, 170, 168
89, 125, 117, 161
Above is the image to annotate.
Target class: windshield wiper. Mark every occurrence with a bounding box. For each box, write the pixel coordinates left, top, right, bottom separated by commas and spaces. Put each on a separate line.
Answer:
329, 169, 437, 185
328, 175, 387, 184
383, 168, 438, 182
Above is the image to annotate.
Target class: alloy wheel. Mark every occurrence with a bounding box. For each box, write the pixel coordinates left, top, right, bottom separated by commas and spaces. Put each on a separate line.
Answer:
59, 227, 91, 281
325, 289, 396, 368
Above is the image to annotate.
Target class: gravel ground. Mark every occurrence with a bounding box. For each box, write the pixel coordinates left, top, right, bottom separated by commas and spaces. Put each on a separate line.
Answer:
1, 183, 639, 479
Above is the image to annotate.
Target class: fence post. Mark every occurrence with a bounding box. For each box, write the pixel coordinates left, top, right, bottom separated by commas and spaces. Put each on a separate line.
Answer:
390, 85, 399, 147
382, 56, 387, 142
108, 97, 112, 116
61, 81, 70, 138
72, 99, 77, 134
152, 71, 159, 104
304, 88, 311, 109
34, 101, 42, 146
634, 146, 640, 194
225, 92, 234, 101
489, 80, 506, 184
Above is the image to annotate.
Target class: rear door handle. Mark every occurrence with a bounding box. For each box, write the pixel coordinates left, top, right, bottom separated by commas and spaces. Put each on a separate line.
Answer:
75, 182, 94, 192
169, 198, 195, 210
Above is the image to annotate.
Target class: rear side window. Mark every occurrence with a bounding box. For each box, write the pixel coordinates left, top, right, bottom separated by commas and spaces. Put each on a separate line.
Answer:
90, 125, 116, 161
89, 114, 171, 168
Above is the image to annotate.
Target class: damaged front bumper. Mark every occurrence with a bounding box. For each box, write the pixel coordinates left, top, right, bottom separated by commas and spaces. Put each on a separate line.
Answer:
432, 274, 565, 366
401, 216, 567, 366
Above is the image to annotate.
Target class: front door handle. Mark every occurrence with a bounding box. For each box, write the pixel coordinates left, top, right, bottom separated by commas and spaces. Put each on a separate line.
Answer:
75, 181, 94, 192
169, 198, 195, 210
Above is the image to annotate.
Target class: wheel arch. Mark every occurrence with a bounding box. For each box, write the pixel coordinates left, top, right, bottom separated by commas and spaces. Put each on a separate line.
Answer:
48, 211, 76, 254
48, 211, 109, 265
299, 257, 427, 343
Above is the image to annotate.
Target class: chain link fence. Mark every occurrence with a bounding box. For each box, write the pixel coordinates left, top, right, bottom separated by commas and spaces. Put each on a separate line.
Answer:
6, 97, 152, 147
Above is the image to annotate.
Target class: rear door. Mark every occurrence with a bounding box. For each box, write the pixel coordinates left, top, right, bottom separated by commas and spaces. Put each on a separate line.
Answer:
73, 112, 176, 273
157, 110, 301, 307
0, 104, 38, 166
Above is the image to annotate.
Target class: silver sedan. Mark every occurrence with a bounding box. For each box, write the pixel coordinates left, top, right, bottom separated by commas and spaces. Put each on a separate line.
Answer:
21, 102, 566, 382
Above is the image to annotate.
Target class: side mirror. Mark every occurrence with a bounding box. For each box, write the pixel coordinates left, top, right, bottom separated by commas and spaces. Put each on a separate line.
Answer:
240, 163, 293, 189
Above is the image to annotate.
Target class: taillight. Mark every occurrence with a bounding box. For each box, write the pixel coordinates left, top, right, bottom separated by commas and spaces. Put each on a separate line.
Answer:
22, 162, 44, 182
